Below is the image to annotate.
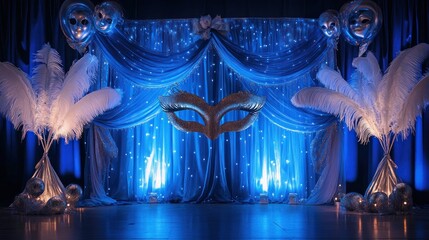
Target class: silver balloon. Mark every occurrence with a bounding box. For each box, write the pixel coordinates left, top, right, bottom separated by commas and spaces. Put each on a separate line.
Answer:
94, 1, 123, 34
318, 10, 340, 38
340, 0, 382, 55
44, 196, 67, 214
65, 183, 83, 204
340, 192, 366, 211
25, 177, 45, 198
59, 0, 95, 54
368, 192, 389, 213
389, 183, 413, 213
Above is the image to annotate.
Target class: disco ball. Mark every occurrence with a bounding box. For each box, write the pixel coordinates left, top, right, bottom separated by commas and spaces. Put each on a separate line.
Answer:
389, 183, 413, 213
340, 192, 366, 211
368, 192, 389, 214
25, 177, 45, 198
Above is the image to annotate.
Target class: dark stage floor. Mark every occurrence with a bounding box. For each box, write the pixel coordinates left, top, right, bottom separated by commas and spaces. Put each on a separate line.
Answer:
0, 203, 428, 239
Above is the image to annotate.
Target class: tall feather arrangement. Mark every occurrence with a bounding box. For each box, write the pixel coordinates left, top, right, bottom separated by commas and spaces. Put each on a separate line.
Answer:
292, 43, 429, 197
0, 63, 37, 139
0, 44, 122, 208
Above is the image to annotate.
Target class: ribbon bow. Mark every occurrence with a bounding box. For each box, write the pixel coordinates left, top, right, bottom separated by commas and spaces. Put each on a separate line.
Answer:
193, 15, 229, 40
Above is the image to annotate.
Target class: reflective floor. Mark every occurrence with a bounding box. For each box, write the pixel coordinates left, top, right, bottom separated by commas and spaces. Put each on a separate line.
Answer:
0, 203, 428, 239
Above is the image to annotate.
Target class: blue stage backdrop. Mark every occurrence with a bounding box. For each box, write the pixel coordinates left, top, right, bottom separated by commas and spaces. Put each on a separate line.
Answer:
81, 18, 343, 205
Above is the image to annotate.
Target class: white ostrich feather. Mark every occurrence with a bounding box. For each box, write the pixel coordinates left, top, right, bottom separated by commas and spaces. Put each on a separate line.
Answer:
55, 88, 122, 141
1, 44, 123, 207
0, 62, 37, 138
291, 87, 380, 142
395, 75, 429, 137
316, 66, 382, 138
1, 45, 122, 145
352, 51, 382, 86
316, 68, 360, 103
49, 54, 98, 133
32, 43, 64, 99
293, 44, 429, 148
32, 44, 65, 132
34, 91, 51, 135
349, 70, 380, 126
351, 52, 382, 112
349, 52, 384, 135
379, 43, 429, 127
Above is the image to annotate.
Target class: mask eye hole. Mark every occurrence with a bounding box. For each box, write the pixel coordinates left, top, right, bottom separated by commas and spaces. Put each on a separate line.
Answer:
81, 18, 89, 25
106, 18, 113, 24
220, 110, 252, 125
361, 18, 371, 24
174, 110, 205, 125
69, 18, 77, 25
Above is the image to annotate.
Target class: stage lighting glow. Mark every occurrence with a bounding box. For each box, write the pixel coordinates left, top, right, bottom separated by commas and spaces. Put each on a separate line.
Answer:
90, 18, 340, 203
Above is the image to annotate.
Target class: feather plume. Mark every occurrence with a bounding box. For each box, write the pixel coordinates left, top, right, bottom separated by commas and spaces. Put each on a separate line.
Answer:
293, 44, 429, 146
32, 43, 64, 99
379, 43, 429, 126
351, 52, 381, 111
0, 62, 37, 138
348, 52, 384, 134
352, 51, 382, 86
55, 88, 122, 141
292, 87, 380, 142
395, 75, 429, 137
349, 70, 381, 127
49, 54, 98, 133
32, 44, 65, 132
316, 68, 360, 103
293, 44, 429, 199
34, 91, 51, 135
1, 44, 123, 209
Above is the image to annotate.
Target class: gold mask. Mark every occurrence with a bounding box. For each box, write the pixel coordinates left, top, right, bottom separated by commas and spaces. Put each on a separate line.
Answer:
159, 91, 265, 140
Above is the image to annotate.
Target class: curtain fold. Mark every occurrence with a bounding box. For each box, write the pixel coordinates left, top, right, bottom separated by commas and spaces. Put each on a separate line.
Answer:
84, 17, 341, 205
93, 28, 209, 88
211, 27, 327, 85
80, 125, 117, 206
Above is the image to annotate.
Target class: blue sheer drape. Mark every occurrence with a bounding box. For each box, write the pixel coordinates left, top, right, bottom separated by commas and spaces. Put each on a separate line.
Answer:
94, 30, 209, 88
83, 18, 341, 205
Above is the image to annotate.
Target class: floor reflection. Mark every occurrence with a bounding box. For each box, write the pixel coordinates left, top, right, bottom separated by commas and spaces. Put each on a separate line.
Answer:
403, 216, 407, 236
20, 208, 86, 239
0, 204, 427, 239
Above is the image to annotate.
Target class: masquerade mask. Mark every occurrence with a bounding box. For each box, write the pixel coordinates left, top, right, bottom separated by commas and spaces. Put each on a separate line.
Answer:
94, 1, 123, 34
159, 92, 265, 139
59, 0, 95, 54
318, 10, 340, 38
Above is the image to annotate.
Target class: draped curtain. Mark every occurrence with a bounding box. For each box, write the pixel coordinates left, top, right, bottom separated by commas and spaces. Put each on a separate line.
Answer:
1, 0, 428, 207
84, 18, 340, 205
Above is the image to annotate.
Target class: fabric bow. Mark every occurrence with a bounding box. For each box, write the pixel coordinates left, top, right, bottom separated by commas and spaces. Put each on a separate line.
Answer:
193, 15, 229, 40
